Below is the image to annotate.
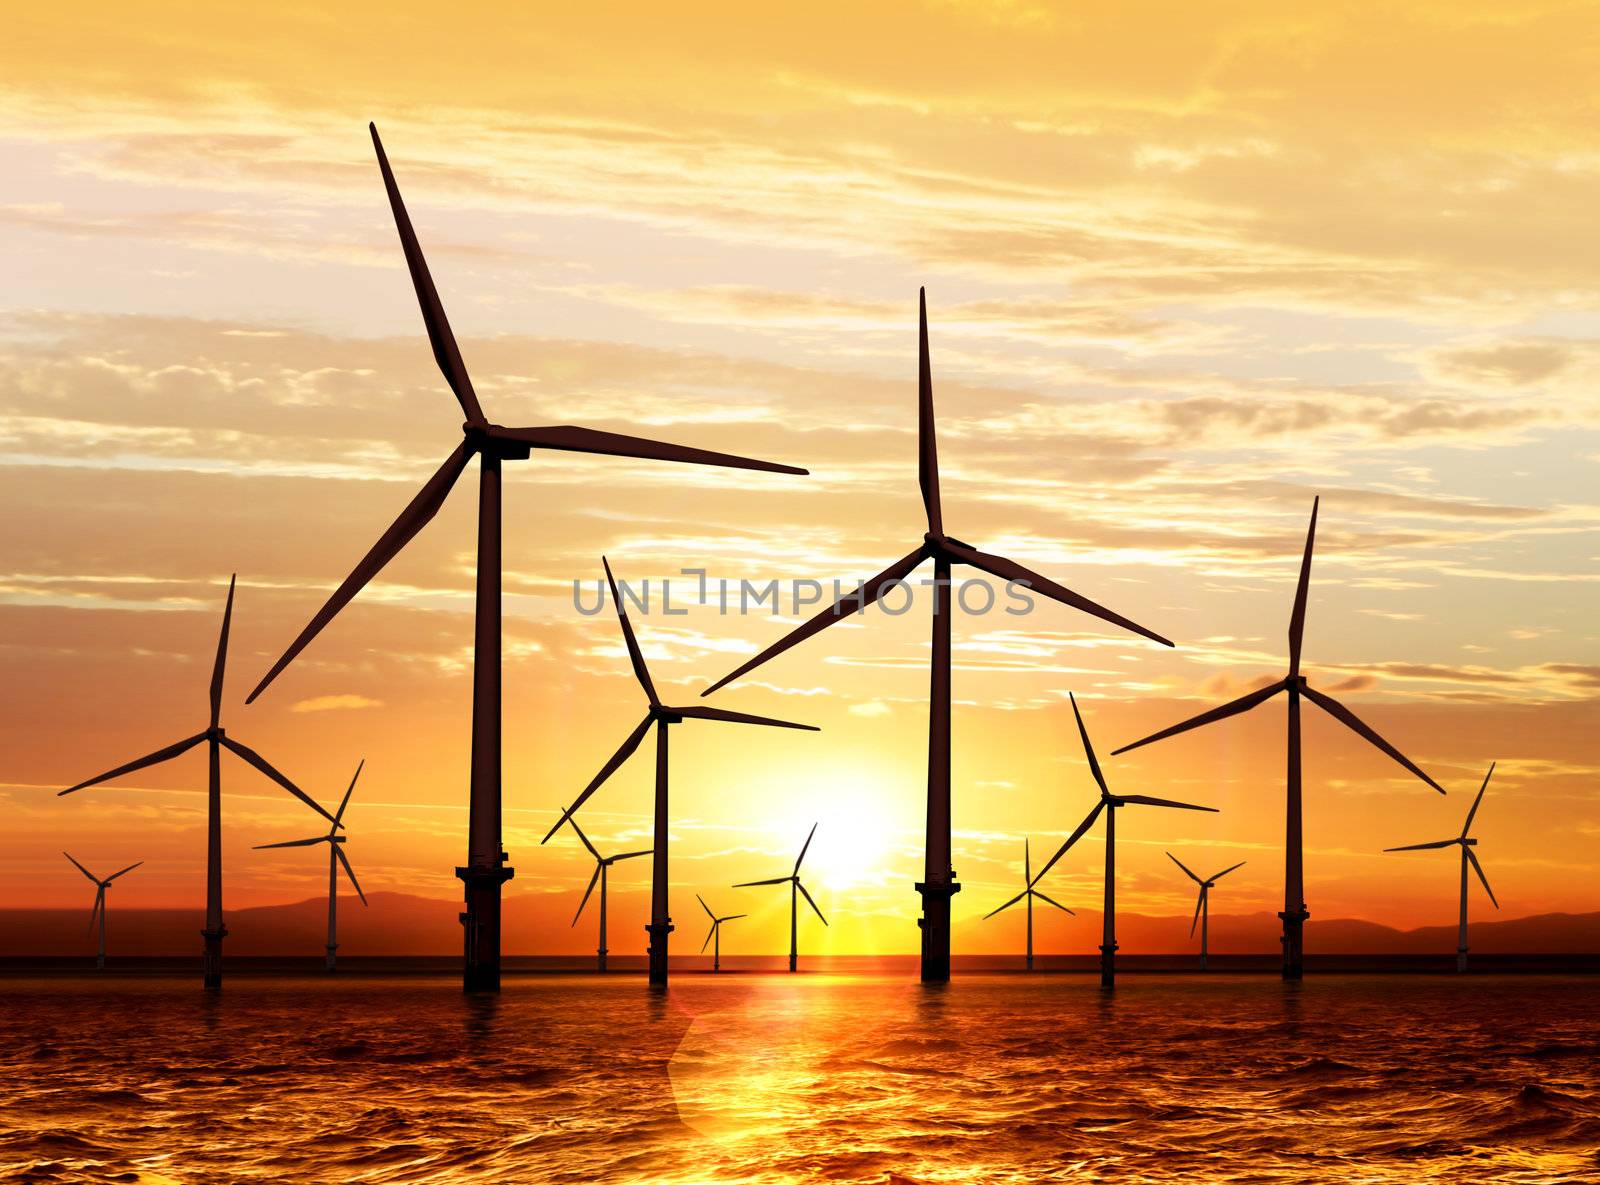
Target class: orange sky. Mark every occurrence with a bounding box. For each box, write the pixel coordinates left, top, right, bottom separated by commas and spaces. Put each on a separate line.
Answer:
1, 1, 1596, 956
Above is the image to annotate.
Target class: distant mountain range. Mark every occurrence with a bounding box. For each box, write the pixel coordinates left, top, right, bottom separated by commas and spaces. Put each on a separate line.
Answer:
3, 892, 1597, 957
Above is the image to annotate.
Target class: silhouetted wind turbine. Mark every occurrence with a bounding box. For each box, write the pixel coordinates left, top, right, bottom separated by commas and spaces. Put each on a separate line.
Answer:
1385, 762, 1498, 972
1166, 852, 1245, 971
697, 894, 746, 972
983, 838, 1074, 971
254, 760, 368, 972
1112, 498, 1443, 981
59, 576, 334, 990
64, 853, 142, 971
1035, 694, 1215, 989
543, 558, 816, 986
703, 291, 1173, 982
565, 815, 651, 973
245, 125, 807, 993
735, 823, 827, 972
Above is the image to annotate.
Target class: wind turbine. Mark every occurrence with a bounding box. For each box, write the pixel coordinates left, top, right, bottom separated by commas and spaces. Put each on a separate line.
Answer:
1385, 762, 1498, 972
1034, 694, 1216, 989
59, 576, 335, 990
254, 760, 368, 972
564, 815, 652, 973
734, 823, 827, 973
697, 894, 746, 973
244, 125, 807, 993
1112, 498, 1443, 981
63, 853, 143, 971
1166, 852, 1245, 971
983, 839, 1074, 971
543, 558, 817, 986
702, 290, 1174, 983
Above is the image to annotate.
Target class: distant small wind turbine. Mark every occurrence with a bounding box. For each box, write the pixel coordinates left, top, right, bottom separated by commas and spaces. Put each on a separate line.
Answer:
983, 838, 1074, 971
63, 853, 142, 970
702, 291, 1174, 984
565, 816, 652, 973
1112, 498, 1443, 981
59, 576, 335, 990
1385, 762, 1499, 972
1166, 852, 1245, 971
697, 894, 746, 972
254, 760, 368, 972
245, 124, 807, 994
735, 823, 828, 972
1035, 694, 1216, 989
544, 558, 817, 986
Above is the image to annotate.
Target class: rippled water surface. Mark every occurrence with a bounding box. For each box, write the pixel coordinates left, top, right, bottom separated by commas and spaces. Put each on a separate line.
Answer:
2, 972, 1598, 1183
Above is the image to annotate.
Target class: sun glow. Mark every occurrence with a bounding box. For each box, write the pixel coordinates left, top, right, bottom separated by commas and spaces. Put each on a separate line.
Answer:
767, 760, 906, 895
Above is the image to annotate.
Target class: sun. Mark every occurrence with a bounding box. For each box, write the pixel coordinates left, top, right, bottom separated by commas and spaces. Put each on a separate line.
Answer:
767, 760, 906, 894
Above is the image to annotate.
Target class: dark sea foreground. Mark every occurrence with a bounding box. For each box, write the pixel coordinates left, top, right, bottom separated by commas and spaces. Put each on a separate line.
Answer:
1, 971, 1597, 1183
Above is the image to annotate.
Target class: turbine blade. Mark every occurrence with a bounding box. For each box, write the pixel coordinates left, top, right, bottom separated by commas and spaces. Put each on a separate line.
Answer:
796, 879, 828, 925
253, 837, 327, 849
541, 714, 654, 843
701, 545, 930, 695
1166, 851, 1203, 884
1190, 888, 1204, 938
1383, 839, 1457, 852
1068, 692, 1108, 795
701, 923, 715, 954
793, 822, 818, 874
1117, 794, 1217, 812
369, 122, 485, 424
1462, 762, 1495, 837
1465, 847, 1498, 908
697, 893, 715, 921
1288, 497, 1319, 677
673, 705, 818, 731
63, 852, 98, 883
720, 914, 748, 922
602, 557, 657, 706
219, 736, 337, 824
1300, 685, 1443, 793
334, 759, 364, 827
610, 849, 653, 863
918, 288, 942, 537
571, 865, 602, 926
1032, 889, 1075, 915
1033, 801, 1105, 884
88, 889, 103, 936
1111, 680, 1287, 757
1210, 860, 1246, 881
60, 732, 208, 796
733, 876, 792, 887
1024, 836, 1031, 883
567, 815, 601, 861
939, 539, 1173, 648
488, 424, 805, 475
247, 441, 471, 703
983, 889, 1027, 920
209, 575, 235, 729
334, 845, 367, 906
105, 861, 142, 882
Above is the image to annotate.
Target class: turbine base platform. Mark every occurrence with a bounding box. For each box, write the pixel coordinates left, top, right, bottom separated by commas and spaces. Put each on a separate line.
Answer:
915, 879, 961, 983
646, 920, 675, 987
457, 864, 515, 993
1277, 907, 1310, 981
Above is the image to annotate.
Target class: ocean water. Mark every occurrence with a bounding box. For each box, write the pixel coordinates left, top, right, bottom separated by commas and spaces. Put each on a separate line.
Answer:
1, 971, 1597, 1183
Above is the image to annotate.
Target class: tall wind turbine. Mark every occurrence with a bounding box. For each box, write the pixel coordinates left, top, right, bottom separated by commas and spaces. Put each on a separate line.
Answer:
703, 290, 1174, 983
697, 894, 746, 973
543, 558, 817, 986
245, 125, 807, 993
254, 759, 368, 972
983, 838, 1074, 971
1111, 498, 1443, 981
59, 576, 335, 990
734, 823, 827, 973
1034, 694, 1215, 989
1166, 852, 1245, 971
1385, 762, 1498, 972
565, 815, 651, 973
63, 853, 143, 971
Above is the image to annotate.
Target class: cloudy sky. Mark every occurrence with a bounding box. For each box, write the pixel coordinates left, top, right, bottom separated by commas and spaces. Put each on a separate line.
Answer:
2, 1, 1595, 955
